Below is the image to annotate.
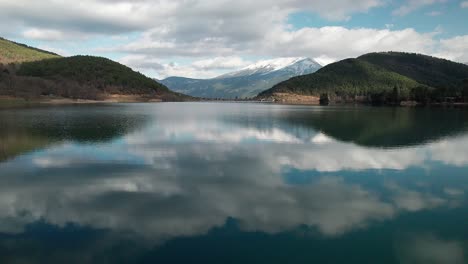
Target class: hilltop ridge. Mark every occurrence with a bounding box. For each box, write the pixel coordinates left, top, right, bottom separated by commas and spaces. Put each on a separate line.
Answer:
0, 37, 59, 64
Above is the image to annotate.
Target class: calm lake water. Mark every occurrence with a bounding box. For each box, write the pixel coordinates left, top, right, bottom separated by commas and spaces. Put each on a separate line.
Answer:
0, 102, 467, 263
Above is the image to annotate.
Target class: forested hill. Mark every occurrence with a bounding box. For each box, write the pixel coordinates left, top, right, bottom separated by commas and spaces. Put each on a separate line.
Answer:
258, 52, 468, 104
358, 52, 468, 90
17, 56, 171, 95
0, 38, 190, 101
0, 37, 59, 64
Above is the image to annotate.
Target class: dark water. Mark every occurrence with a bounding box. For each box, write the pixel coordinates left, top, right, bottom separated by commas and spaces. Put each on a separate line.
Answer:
0, 102, 467, 264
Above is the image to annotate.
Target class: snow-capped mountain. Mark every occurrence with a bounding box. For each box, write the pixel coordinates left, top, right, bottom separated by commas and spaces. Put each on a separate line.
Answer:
161, 58, 322, 98
217, 57, 316, 78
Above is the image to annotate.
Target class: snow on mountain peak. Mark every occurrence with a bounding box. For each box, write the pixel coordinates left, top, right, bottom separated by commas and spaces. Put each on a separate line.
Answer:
217, 57, 319, 78
241, 57, 308, 72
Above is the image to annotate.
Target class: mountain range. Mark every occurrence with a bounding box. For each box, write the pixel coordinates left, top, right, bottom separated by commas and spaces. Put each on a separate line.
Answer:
2, 36, 467, 106
258, 52, 468, 105
160, 58, 322, 99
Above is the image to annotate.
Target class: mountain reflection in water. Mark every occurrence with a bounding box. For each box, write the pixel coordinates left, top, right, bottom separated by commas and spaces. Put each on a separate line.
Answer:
0, 103, 467, 264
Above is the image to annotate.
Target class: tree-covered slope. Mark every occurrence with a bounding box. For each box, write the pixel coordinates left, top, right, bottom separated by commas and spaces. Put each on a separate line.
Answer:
359, 52, 468, 92
258, 52, 468, 104
0, 37, 190, 101
259, 58, 420, 98
17, 56, 170, 95
0, 37, 59, 64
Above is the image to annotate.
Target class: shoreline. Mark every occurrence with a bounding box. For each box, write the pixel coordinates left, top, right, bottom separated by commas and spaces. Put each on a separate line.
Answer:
2, 96, 468, 109
254, 100, 468, 107
254, 93, 468, 107
0, 95, 166, 109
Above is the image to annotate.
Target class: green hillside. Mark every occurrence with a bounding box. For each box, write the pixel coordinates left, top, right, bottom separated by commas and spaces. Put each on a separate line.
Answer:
258, 52, 468, 104
0, 37, 59, 64
259, 58, 421, 101
359, 52, 468, 92
17, 56, 170, 95
0, 38, 190, 102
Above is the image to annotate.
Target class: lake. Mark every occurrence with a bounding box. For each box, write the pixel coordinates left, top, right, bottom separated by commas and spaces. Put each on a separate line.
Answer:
0, 102, 467, 263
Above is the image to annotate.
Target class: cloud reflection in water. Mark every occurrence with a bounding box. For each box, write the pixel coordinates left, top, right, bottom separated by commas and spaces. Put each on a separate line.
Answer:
0, 103, 467, 264
0, 110, 467, 242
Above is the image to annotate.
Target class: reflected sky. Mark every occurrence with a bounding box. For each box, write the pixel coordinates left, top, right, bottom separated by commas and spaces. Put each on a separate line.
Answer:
0, 103, 467, 263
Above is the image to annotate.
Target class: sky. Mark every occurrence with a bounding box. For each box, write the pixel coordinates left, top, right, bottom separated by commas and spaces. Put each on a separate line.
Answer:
1, 0, 468, 79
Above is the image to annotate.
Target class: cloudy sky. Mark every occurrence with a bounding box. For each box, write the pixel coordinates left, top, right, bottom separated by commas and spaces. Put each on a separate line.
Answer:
1, 0, 468, 79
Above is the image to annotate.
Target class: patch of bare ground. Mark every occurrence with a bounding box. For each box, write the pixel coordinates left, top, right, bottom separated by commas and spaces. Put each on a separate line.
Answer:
0, 94, 165, 108
259, 93, 320, 104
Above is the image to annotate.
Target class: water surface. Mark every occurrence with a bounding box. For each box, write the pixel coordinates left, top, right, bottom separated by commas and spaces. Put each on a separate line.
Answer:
0, 103, 467, 263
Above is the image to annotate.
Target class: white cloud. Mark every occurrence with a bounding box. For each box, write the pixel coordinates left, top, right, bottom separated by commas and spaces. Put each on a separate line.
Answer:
313, 55, 336, 66
118, 54, 245, 79
461, 1, 468, 8
123, 117, 468, 172
120, 25, 461, 78
1, 0, 386, 64
153, 60, 232, 79
1, 127, 463, 240
397, 234, 466, 264
443, 187, 465, 196
0, 106, 467, 241
113, 25, 436, 59
191, 57, 252, 70
310, 132, 333, 144
386, 182, 446, 211
113, 26, 438, 77
259, 26, 436, 59
22, 28, 67, 41
37, 46, 70, 56
0, 0, 384, 38
1, 0, 466, 78
434, 35, 468, 63
393, 0, 447, 16
119, 54, 165, 71
428, 135, 468, 166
